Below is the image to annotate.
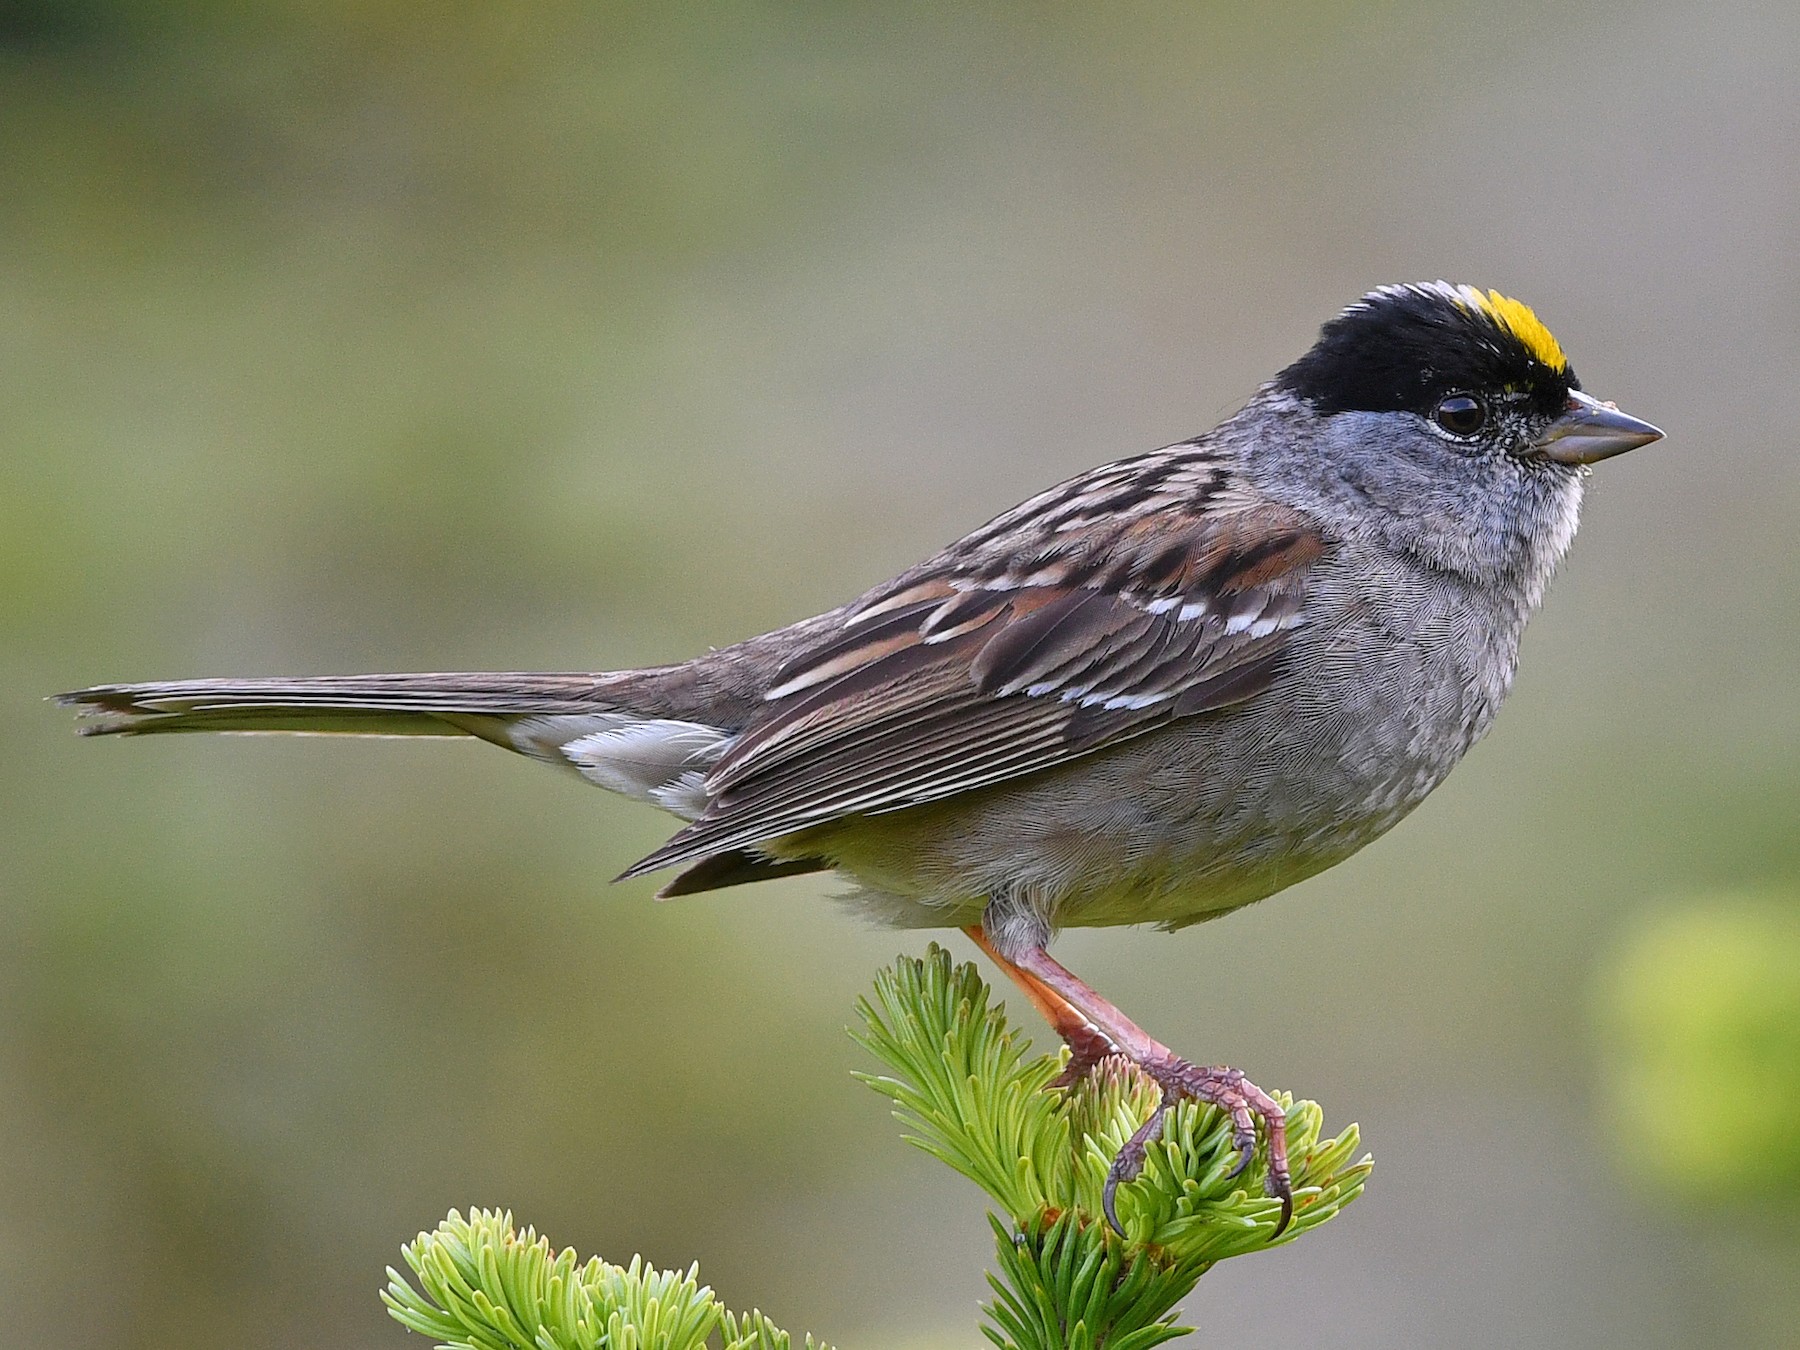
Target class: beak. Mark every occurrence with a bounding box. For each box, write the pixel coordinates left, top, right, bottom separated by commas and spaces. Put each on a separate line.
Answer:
1533, 388, 1664, 465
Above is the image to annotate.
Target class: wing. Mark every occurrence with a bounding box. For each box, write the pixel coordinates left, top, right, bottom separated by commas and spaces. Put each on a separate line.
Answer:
620, 447, 1327, 879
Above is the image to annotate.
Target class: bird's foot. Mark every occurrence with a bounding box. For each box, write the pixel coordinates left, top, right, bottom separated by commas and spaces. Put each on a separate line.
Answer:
957, 925, 1293, 1239
1100, 1053, 1292, 1239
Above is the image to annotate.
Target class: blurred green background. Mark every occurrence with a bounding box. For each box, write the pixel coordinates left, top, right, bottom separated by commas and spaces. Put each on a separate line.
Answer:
5, 2, 1799, 1347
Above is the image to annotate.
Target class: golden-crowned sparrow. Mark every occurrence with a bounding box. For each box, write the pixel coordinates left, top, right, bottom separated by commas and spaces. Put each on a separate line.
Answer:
61, 281, 1664, 1232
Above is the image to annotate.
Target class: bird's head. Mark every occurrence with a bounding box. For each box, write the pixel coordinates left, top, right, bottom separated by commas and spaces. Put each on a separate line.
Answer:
1253, 281, 1663, 587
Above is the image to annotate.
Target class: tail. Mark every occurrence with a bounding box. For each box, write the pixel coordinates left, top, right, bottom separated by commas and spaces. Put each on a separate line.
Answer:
57, 671, 737, 822
58, 672, 627, 737
58, 666, 836, 894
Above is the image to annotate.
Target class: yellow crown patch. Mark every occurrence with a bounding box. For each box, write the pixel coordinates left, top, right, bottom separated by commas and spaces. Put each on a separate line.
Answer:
1461, 287, 1568, 373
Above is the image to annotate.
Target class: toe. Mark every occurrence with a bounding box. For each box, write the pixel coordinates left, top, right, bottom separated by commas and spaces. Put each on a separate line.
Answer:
1101, 1101, 1168, 1236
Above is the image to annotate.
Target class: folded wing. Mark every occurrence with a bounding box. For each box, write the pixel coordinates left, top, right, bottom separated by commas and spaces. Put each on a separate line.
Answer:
622, 487, 1326, 879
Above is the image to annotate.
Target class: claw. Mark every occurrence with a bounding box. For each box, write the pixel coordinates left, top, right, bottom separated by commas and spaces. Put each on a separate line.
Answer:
1102, 1101, 1169, 1236
1224, 1135, 1254, 1180
1271, 1192, 1294, 1239
1263, 1127, 1293, 1242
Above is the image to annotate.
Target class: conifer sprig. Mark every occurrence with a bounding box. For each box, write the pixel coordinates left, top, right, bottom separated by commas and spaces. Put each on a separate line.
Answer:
382, 1209, 830, 1350
382, 947, 1370, 1350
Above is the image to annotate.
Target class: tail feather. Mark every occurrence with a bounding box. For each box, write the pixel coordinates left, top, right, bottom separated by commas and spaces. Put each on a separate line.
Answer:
57, 673, 620, 737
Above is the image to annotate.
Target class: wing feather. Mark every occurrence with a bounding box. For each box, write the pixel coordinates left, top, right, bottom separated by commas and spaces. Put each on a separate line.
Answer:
620, 455, 1327, 880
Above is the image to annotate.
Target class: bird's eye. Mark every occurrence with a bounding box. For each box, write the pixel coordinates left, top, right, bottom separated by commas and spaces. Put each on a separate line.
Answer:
1433, 394, 1488, 438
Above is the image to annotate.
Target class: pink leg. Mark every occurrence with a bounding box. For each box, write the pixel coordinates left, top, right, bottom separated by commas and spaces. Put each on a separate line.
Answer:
962, 925, 1118, 1082
965, 924, 1292, 1237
